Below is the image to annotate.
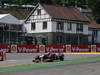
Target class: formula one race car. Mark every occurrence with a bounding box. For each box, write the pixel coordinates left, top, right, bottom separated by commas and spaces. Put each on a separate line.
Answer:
32, 53, 64, 63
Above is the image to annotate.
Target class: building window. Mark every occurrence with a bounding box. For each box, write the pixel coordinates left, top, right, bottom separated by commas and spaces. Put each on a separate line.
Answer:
92, 30, 98, 37
76, 23, 83, 32
67, 22, 72, 31
43, 22, 47, 29
37, 9, 41, 15
56, 22, 64, 30
31, 23, 35, 30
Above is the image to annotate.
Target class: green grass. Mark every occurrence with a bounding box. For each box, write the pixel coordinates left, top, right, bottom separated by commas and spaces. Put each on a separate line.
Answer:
0, 57, 100, 72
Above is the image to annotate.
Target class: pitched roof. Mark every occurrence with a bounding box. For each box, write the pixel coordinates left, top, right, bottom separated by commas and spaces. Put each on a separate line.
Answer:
0, 8, 32, 20
89, 21, 100, 29
79, 8, 100, 30
41, 4, 90, 22
88, 16, 100, 29
0, 14, 22, 24
0, 14, 8, 19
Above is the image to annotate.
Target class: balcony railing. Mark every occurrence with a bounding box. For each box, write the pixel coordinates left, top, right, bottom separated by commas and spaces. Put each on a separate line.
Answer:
0, 24, 23, 32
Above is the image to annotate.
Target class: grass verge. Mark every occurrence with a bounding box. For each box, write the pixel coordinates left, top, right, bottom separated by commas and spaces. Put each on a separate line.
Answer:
0, 57, 100, 72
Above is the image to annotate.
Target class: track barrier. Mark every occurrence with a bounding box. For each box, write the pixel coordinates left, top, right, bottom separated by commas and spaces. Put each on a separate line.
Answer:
0, 44, 100, 53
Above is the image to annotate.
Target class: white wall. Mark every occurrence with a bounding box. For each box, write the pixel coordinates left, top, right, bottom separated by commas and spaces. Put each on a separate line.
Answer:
24, 23, 31, 33
25, 21, 52, 33
88, 29, 92, 43
51, 21, 88, 34
83, 25, 88, 35
24, 4, 89, 35
64, 23, 76, 34
97, 31, 100, 43
88, 29, 100, 44
51, 21, 57, 32
24, 4, 52, 33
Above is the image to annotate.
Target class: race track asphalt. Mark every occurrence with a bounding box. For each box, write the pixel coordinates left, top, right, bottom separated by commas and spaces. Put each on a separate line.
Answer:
0, 53, 100, 67
0, 61, 100, 75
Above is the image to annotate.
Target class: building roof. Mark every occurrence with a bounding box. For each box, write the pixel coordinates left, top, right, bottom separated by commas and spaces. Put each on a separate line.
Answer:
0, 14, 22, 25
0, 8, 32, 20
0, 14, 8, 18
89, 19, 100, 29
41, 4, 90, 22
85, 15, 100, 29
79, 8, 100, 30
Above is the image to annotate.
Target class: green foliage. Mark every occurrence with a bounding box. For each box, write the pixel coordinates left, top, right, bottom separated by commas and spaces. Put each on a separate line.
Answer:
6, 0, 93, 7
93, 0, 100, 24
8, 0, 39, 5
3, 0, 100, 24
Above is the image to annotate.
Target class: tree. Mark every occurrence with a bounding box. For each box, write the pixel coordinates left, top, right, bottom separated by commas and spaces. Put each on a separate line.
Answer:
5, 0, 100, 24
52, 0, 64, 5
93, 0, 100, 24
8, 0, 38, 5
8, 0, 53, 5
0, 0, 8, 7
40, 0, 53, 4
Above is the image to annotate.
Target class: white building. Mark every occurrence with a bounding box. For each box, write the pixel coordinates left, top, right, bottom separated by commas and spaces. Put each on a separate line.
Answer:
79, 8, 100, 44
24, 3, 90, 45
0, 14, 24, 44
88, 19, 100, 44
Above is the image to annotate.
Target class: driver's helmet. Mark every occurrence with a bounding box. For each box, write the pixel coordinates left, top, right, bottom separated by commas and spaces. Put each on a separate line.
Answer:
40, 55, 44, 58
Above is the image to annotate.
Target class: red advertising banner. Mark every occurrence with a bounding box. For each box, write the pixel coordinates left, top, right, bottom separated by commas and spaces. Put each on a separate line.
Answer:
17, 45, 38, 53
0, 45, 10, 53
45, 45, 64, 53
1, 44, 100, 53
71, 45, 91, 52
96, 45, 100, 52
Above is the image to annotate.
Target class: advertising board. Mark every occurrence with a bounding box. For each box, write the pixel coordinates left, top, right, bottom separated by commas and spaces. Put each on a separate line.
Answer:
17, 45, 38, 53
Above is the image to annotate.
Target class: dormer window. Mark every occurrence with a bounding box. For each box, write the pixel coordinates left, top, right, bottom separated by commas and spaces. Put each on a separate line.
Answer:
37, 9, 41, 15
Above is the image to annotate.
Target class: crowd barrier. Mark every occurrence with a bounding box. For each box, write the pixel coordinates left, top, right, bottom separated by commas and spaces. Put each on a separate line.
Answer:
0, 44, 99, 53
